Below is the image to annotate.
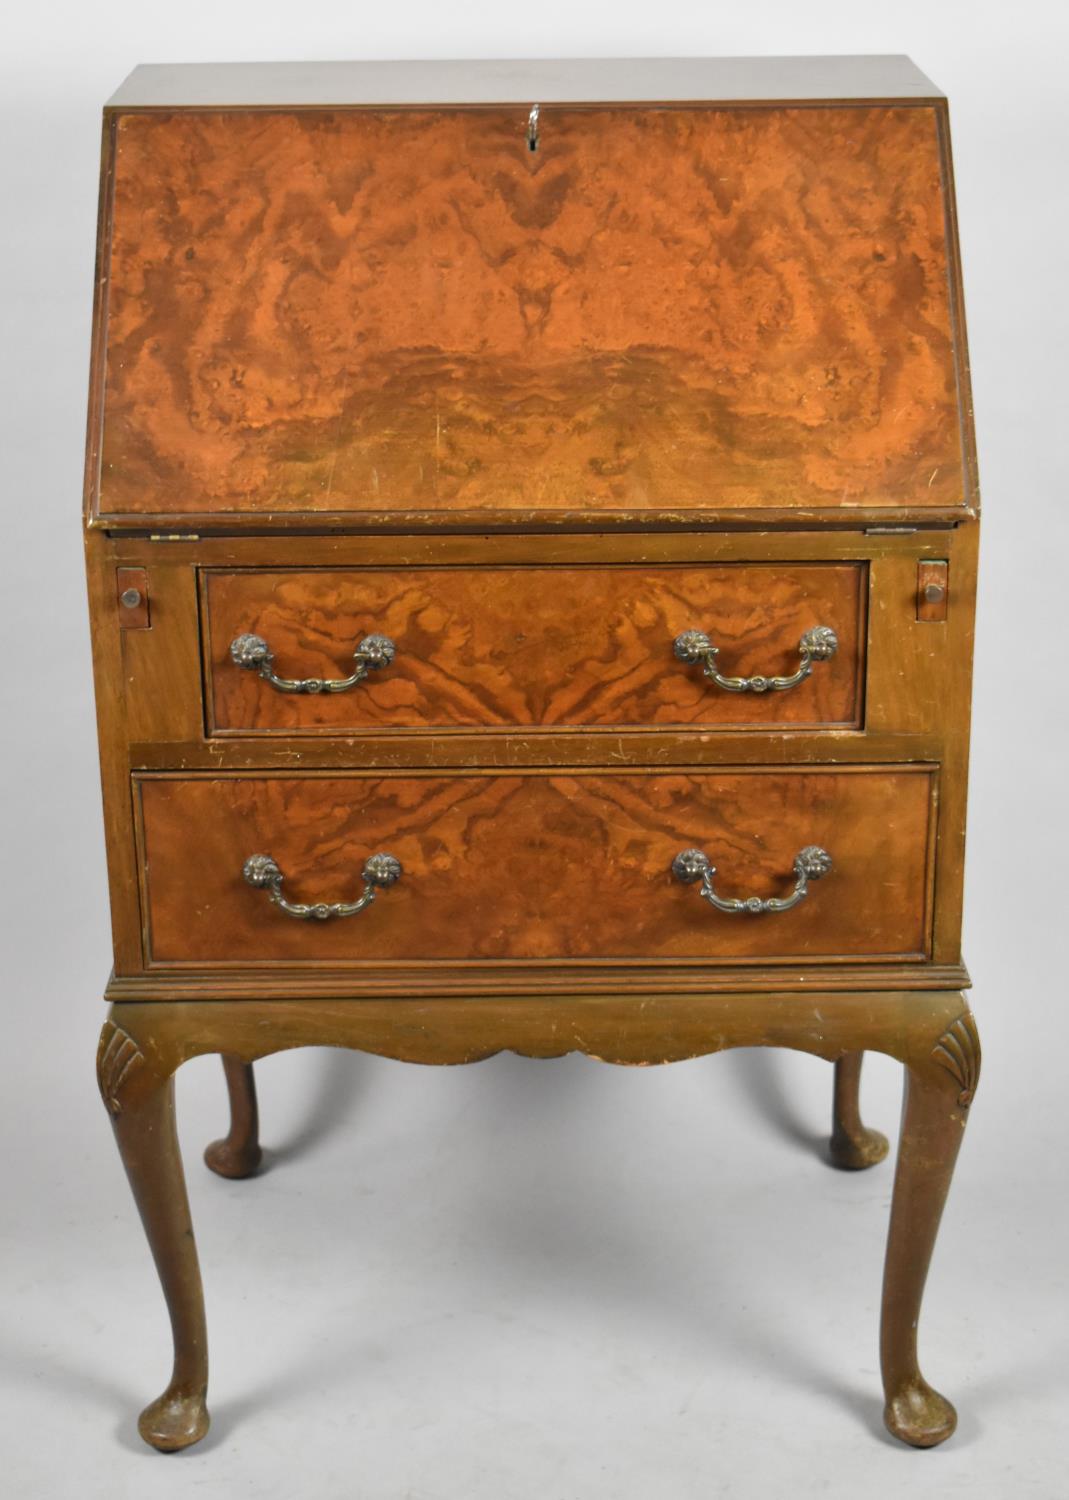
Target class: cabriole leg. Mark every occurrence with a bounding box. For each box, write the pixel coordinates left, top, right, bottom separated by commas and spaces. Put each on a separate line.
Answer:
829, 1051, 889, 1170
881, 1009, 980, 1447
205, 1056, 263, 1179
97, 1015, 210, 1452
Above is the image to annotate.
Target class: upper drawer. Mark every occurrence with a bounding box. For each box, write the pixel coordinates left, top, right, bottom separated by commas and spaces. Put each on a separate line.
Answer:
87, 103, 973, 527
203, 563, 865, 734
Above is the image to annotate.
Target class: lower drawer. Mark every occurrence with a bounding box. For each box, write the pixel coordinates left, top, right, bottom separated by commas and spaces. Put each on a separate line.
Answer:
134, 767, 935, 966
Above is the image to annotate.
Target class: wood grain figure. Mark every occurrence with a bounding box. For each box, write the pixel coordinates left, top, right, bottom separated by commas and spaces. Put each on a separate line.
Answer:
204, 563, 865, 733
90, 98, 970, 525
135, 767, 934, 965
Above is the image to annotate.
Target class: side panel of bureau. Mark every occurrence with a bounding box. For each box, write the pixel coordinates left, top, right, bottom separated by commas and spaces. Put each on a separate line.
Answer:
134, 767, 935, 966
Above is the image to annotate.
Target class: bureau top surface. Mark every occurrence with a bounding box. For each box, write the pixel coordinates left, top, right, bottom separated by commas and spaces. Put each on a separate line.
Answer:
107, 56, 943, 108
87, 57, 975, 531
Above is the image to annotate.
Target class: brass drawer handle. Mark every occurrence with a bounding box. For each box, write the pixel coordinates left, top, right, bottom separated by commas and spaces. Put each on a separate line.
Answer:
671, 845, 832, 914
242, 852, 402, 920
673, 625, 838, 694
229, 632, 396, 694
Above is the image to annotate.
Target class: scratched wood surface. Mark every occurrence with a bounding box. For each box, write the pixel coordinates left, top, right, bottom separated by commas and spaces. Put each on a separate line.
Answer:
95, 105, 964, 519
204, 563, 865, 732
136, 768, 934, 964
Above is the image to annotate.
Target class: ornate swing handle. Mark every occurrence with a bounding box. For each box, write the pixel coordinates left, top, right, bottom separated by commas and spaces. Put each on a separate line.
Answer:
242, 852, 402, 921
671, 845, 832, 914
229, 632, 396, 694
672, 625, 838, 694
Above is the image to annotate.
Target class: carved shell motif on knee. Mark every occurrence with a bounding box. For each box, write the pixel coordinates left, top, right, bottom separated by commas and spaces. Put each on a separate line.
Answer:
97, 1020, 145, 1115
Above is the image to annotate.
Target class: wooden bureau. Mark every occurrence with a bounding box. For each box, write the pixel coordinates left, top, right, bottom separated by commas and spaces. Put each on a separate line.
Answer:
86, 57, 981, 1452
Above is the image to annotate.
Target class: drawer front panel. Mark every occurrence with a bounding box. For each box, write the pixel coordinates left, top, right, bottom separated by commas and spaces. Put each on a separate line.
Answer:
203, 564, 866, 733
136, 767, 933, 965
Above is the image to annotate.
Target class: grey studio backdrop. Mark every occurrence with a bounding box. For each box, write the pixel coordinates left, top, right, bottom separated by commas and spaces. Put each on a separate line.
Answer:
1, 5, 1065, 1498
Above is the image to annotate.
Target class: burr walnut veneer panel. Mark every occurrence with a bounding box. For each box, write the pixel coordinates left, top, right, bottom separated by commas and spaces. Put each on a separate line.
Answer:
94, 105, 966, 521
203, 563, 865, 733
135, 767, 934, 965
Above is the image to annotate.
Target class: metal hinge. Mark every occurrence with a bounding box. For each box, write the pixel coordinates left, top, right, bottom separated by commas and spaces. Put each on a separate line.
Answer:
864, 525, 919, 535
148, 533, 200, 542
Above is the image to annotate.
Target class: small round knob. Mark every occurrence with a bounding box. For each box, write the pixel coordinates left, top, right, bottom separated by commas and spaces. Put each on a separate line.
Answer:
120, 588, 142, 609
794, 846, 833, 880
923, 583, 946, 605
230, 633, 271, 669
673, 630, 714, 664
800, 626, 839, 660
363, 852, 402, 887
243, 854, 282, 888
355, 634, 396, 671
672, 848, 712, 884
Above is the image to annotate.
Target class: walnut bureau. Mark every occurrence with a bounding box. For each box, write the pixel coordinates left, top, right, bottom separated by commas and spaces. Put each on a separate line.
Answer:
84, 57, 981, 1452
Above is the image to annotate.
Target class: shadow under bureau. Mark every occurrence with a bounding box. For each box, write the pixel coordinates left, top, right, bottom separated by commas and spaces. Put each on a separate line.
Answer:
84, 56, 981, 1452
